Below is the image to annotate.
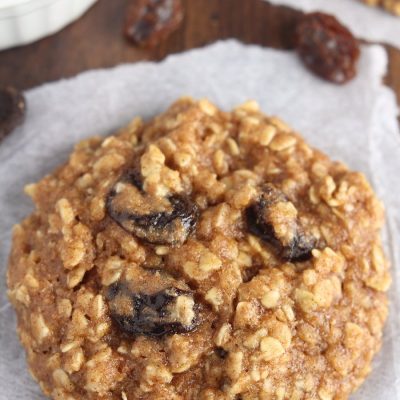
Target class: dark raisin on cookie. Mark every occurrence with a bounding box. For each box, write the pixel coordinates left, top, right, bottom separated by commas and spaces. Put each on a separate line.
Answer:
246, 184, 316, 262
124, 0, 183, 48
107, 283, 198, 337
295, 12, 360, 84
215, 347, 228, 359
0, 86, 26, 142
106, 168, 199, 246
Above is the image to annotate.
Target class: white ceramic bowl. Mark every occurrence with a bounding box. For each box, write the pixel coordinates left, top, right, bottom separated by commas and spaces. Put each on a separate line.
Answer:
0, 0, 98, 51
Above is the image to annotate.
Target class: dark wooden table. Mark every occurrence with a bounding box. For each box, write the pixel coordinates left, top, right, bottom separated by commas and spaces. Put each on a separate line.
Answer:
0, 0, 399, 108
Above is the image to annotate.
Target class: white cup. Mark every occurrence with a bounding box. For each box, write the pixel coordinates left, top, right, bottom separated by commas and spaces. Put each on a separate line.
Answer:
0, 0, 98, 51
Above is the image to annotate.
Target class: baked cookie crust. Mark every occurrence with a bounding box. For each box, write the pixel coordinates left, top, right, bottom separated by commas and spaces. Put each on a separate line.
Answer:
7, 98, 390, 400
360, 0, 400, 15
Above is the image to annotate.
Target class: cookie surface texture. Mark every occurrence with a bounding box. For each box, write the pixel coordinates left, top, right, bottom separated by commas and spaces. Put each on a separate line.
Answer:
361, 0, 400, 15
7, 98, 390, 400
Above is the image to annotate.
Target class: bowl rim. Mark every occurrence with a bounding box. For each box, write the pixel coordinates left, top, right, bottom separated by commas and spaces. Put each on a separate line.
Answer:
0, 0, 53, 11
0, 0, 96, 19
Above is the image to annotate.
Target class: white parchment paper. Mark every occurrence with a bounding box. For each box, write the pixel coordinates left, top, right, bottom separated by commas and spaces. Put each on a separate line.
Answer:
268, 0, 400, 49
0, 40, 399, 399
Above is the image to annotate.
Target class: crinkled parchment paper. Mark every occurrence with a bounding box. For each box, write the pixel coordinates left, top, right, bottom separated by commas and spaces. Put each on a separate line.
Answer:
267, 0, 400, 49
0, 40, 399, 399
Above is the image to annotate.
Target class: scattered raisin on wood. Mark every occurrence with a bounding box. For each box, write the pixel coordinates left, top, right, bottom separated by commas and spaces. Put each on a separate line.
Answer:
124, 0, 183, 48
295, 12, 360, 84
0, 86, 26, 142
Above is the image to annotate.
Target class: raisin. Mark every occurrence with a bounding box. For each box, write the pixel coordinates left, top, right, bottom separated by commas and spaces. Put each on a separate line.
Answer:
295, 12, 360, 84
124, 0, 183, 48
242, 265, 262, 283
107, 283, 198, 337
246, 185, 316, 262
279, 231, 317, 262
0, 86, 26, 143
215, 347, 228, 359
106, 168, 199, 246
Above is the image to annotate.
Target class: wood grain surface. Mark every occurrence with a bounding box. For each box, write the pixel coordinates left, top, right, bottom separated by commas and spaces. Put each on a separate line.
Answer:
0, 0, 399, 109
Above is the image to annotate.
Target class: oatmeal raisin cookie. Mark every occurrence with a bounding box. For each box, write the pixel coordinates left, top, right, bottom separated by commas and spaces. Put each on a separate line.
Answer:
7, 98, 390, 400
